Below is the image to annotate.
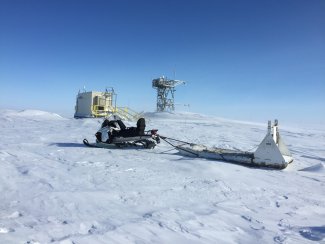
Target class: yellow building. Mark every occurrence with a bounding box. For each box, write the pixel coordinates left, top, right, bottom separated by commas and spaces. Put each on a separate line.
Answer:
74, 89, 115, 118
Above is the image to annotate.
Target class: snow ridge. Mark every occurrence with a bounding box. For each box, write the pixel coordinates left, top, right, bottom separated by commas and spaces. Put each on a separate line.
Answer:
0, 109, 65, 121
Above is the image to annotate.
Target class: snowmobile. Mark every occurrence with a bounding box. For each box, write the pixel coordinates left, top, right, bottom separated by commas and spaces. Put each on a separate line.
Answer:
83, 115, 160, 149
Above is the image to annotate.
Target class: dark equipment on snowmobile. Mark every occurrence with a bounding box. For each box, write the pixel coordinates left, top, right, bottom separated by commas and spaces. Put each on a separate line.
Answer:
83, 115, 160, 149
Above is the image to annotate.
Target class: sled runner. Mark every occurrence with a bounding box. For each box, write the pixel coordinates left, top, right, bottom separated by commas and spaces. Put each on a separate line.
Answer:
83, 115, 160, 149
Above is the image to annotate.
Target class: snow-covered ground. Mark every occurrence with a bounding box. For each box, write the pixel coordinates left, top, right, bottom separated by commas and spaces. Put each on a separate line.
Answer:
0, 109, 324, 244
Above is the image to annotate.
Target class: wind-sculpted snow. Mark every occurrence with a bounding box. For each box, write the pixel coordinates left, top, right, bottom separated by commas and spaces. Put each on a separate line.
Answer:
0, 110, 324, 243
0, 109, 65, 121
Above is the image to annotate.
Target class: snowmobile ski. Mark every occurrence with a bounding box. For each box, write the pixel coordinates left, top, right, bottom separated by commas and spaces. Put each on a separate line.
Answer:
83, 138, 157, 149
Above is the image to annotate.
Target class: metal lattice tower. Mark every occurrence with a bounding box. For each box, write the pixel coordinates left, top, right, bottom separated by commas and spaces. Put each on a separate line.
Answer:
152, 76, 186, 112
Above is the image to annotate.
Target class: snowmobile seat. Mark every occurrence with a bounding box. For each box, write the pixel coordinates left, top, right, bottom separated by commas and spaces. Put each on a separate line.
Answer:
101, 119, 126, 130
111, 118, 146, 138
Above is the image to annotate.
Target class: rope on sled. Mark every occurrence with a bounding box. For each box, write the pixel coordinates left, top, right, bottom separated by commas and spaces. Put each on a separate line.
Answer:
160, 136, 199, 157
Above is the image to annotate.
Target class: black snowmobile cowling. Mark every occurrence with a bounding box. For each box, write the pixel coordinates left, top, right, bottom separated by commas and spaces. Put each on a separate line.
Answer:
83, 115, 160, 149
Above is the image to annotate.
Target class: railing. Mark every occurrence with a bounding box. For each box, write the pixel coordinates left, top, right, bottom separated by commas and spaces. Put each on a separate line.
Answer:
91, 105, 143, 121
92, 105, 111, 117
115, 107, 144, 121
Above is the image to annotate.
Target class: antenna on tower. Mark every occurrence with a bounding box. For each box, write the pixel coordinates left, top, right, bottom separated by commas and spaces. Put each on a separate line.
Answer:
152, 76, 186, 112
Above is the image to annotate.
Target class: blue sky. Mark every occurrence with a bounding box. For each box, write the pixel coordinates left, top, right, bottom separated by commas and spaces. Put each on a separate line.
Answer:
0, 0, 324, 124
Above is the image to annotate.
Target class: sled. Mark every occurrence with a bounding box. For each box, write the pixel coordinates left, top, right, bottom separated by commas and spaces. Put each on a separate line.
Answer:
163, 120, 293, 169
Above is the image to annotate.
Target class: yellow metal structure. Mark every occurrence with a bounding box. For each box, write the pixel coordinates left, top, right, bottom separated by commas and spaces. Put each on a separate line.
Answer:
115, 107, 144, 121
91, 105, 116, 118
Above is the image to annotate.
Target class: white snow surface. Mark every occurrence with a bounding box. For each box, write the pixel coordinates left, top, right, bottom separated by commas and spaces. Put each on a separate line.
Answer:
0, 109, 325, 244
